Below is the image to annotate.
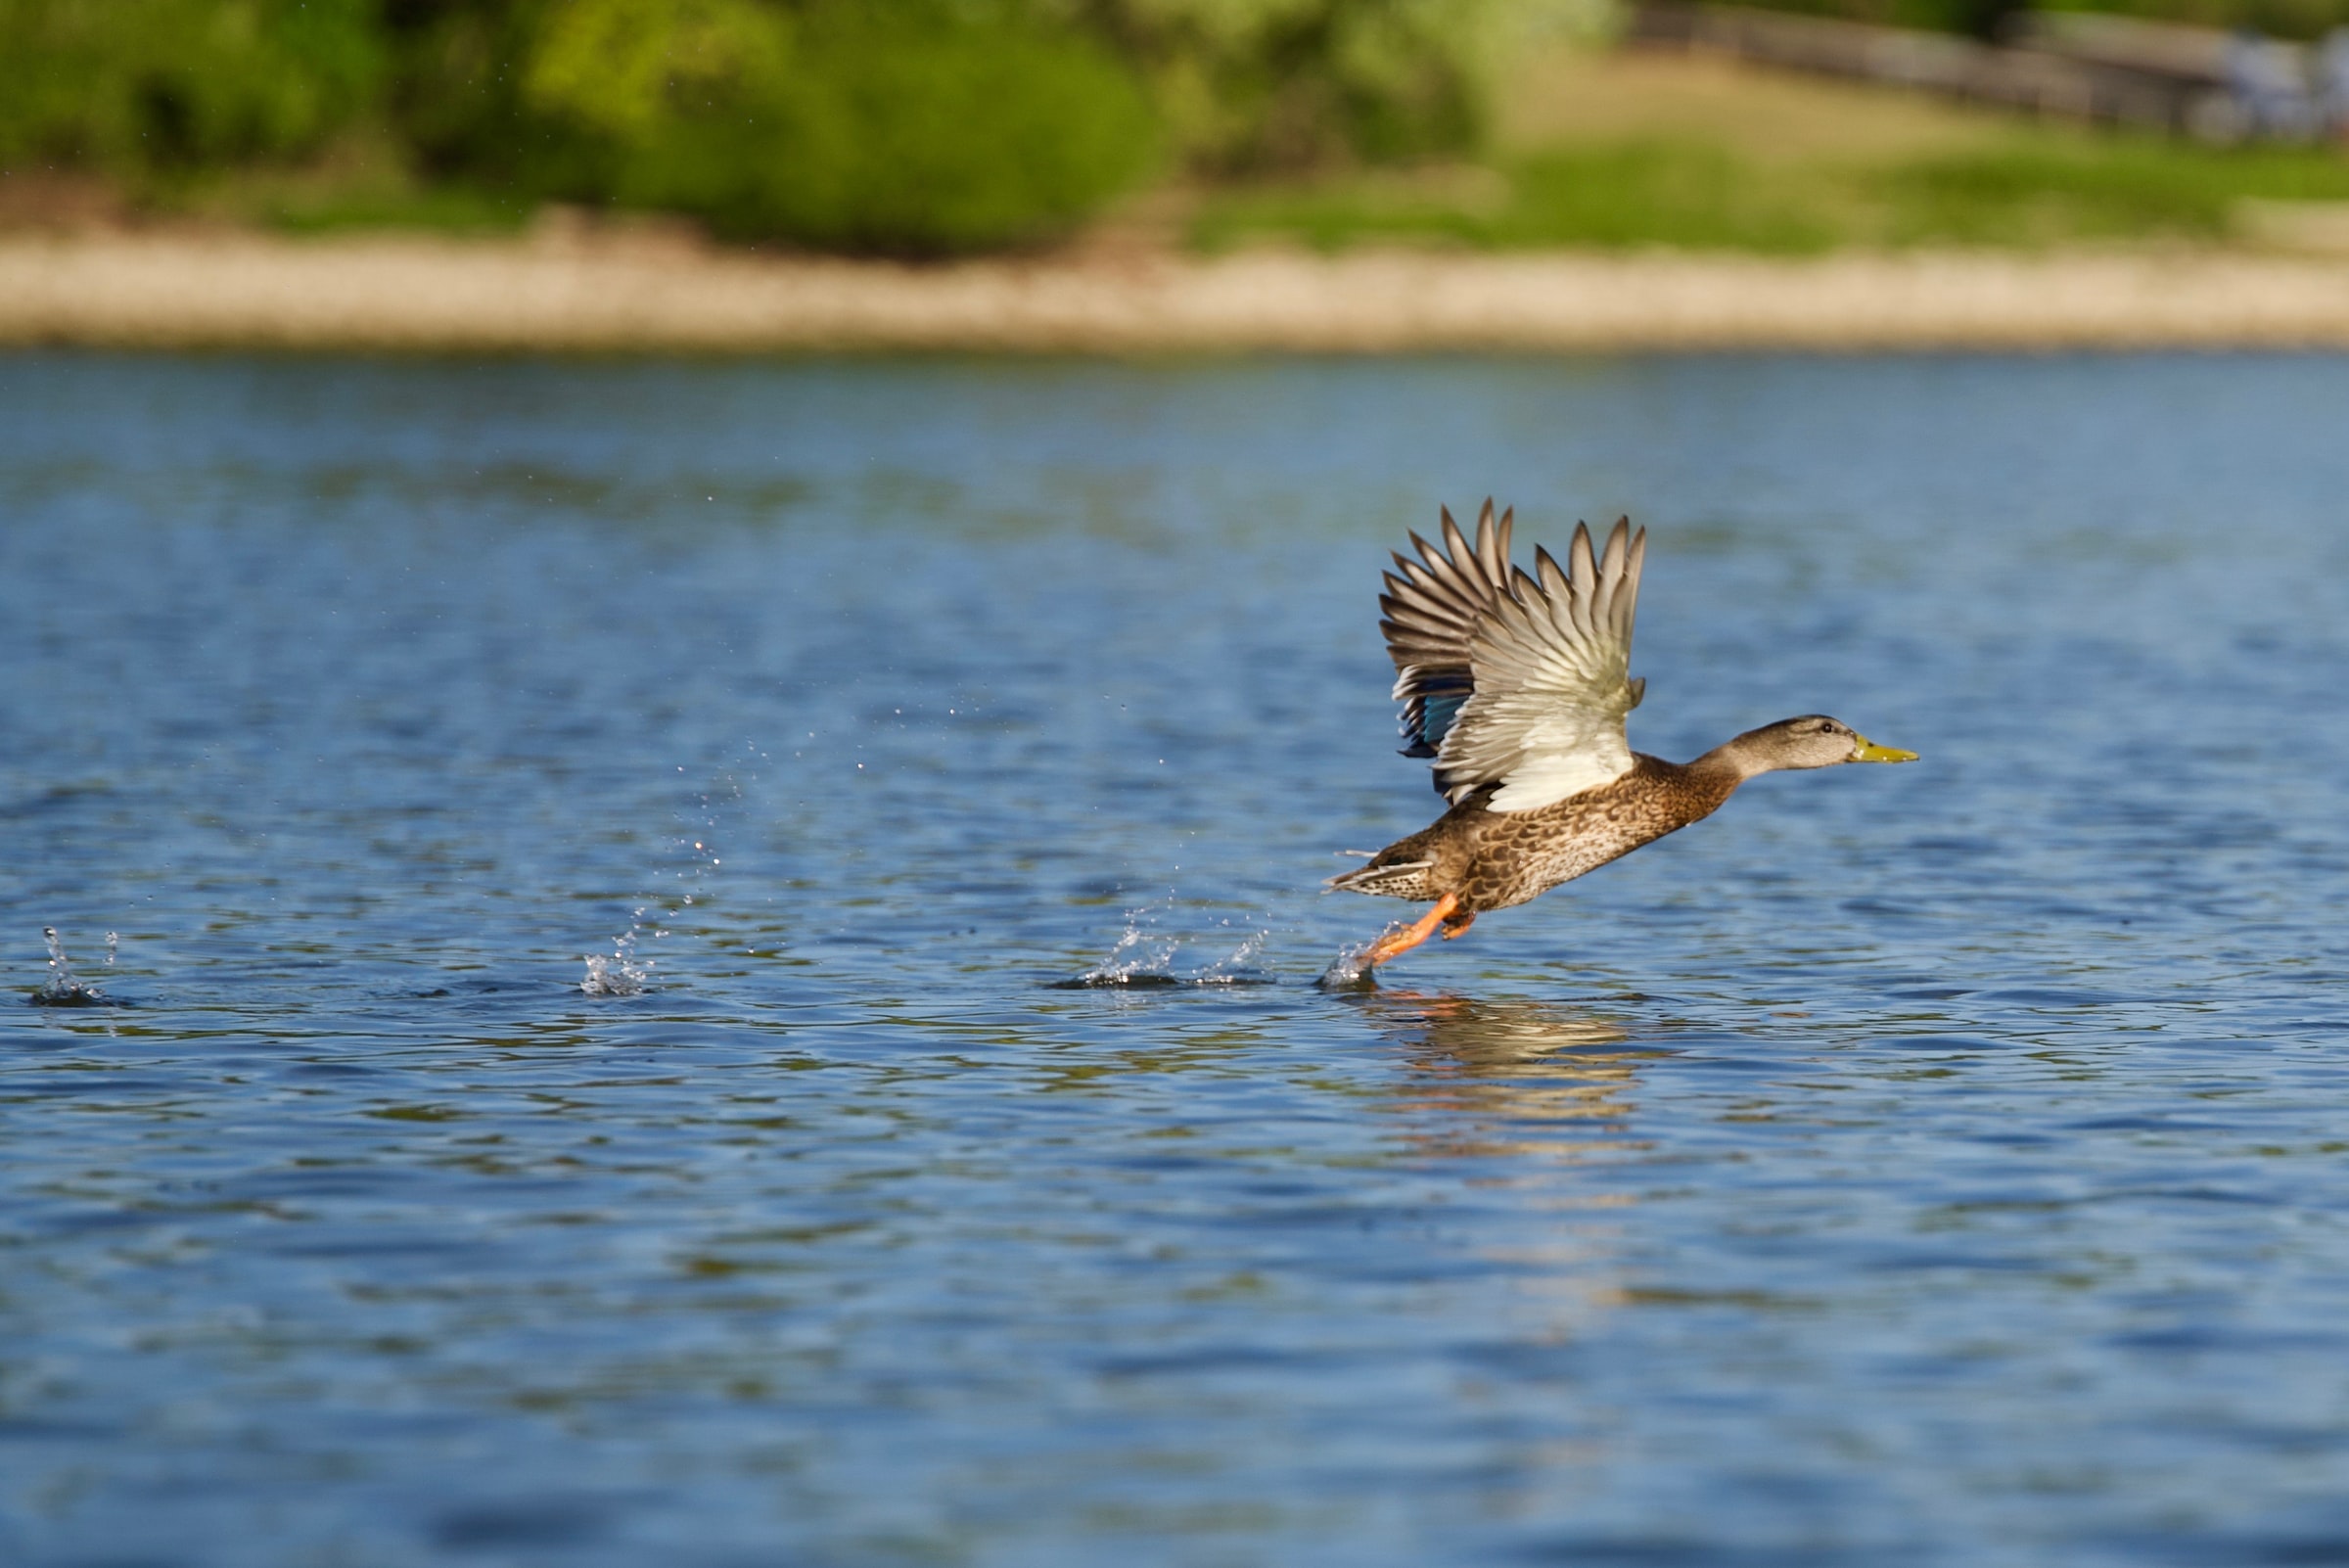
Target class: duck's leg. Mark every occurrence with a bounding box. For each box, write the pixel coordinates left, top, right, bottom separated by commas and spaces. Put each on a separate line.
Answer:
1366, 893, 1461, 967
1440, 907, 1476, 940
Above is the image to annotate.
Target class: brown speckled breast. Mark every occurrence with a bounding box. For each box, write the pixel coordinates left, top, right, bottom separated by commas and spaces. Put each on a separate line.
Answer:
1345, 754, 1741, 913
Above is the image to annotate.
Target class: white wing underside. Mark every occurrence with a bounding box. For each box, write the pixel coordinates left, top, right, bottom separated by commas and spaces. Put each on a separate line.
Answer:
1383, 507, 1648, 814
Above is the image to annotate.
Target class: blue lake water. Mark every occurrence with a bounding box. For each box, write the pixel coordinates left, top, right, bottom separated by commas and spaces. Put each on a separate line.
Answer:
5, 349, 2349, 1565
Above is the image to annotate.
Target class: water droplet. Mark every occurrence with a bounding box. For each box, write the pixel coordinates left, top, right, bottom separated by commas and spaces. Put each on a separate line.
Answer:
31, 927, 110, 1006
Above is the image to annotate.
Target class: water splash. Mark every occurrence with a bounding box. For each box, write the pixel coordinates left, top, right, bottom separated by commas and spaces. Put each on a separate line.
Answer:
1077, 906, 1184, 986
1315, 919, 1420, 991
1314, 942, 1379, 991
579, 756, 756, 995
580, 912, 654, 997
31, 927, 115, 1007
1059, 904, 1276, 989
1196, 928, 1271, 985
670, 764, 742, 911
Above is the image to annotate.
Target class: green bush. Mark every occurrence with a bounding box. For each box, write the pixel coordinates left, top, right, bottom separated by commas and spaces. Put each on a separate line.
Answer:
392, 0, 1562, 198
520, 0, 1160, 253
1713, 0, 2019, 38
0, 0, 383, 173
1066, 0, 1528, 171
0, 0, 1567, 253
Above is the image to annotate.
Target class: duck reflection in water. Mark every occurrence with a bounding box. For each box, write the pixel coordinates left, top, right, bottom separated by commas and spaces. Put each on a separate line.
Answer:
1343, 990, 1662, 1162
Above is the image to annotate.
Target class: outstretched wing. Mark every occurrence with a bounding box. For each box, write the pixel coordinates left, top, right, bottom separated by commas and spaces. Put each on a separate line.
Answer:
1380, 506, 1648, 812
1379, 500, 1516, 762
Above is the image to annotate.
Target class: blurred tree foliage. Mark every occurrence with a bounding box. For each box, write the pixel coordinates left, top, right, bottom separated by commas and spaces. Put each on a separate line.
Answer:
0, 0, 385, 171
1062, 0, 1515, 171
1713, 0, 2010, 36
0, 0, 1570, 251
503, 0, 1159, 251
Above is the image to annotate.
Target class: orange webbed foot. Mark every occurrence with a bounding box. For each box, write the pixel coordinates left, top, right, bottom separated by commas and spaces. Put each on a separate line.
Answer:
1365, 894, 1461, 967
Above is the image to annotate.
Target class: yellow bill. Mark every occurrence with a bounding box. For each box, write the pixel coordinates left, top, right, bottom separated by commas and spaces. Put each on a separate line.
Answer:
1851, 734, 1918, 763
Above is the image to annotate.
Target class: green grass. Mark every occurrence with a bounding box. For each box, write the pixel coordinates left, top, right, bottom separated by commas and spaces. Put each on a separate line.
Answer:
1189, 131, 2349, 254
122, 148, 535, 238
1193, 142, 1840, 254
1878, 139, 2349, 244
260, 183, 530, 237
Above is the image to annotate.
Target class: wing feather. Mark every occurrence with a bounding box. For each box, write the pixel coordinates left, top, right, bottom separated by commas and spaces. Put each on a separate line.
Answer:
1378, 500, 1515, 759
1375, 509, 1649, 811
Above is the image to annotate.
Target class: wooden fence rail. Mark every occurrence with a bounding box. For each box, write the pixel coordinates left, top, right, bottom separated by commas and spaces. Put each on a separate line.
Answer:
1627, 3, 2340, 140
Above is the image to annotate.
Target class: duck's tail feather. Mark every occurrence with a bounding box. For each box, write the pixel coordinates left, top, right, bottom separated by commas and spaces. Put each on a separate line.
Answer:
1327, 856, 1437, 899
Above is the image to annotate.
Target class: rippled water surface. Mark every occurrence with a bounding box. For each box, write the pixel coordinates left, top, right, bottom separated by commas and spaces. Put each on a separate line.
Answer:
7, 351, 2349, 1565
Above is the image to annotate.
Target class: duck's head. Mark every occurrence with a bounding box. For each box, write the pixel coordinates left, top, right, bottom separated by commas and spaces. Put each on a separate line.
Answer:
1729, 715, 1918, 775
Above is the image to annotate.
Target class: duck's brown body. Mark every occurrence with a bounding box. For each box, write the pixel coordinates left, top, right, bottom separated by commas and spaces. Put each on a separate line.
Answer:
1336, 754, 1741, 920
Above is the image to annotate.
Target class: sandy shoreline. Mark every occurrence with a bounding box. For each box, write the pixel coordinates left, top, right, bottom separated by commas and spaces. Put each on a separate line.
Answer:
8, 230, 2349, 352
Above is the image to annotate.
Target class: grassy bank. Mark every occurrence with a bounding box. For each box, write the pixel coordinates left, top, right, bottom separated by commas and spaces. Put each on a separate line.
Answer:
10, 37, 2349, 258
1191, 134, 2349, 253
1191, 51, 2349, 254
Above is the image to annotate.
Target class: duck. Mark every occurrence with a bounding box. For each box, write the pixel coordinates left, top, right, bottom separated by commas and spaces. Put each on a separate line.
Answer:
1330, 501, 1916, 969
